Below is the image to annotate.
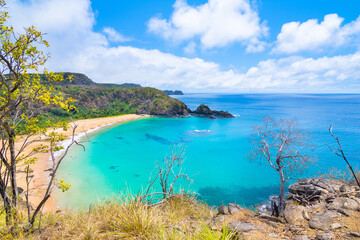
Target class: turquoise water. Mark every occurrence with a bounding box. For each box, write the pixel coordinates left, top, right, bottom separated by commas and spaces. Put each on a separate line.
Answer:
56, 94, 360, 209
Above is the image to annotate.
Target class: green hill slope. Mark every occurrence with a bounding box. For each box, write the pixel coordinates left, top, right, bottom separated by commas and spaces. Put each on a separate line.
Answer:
54, 85, 190, 119
38, 72, 189, 119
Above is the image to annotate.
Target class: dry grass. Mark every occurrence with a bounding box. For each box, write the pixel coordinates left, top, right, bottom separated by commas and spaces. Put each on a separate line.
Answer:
0, 193, 235, 240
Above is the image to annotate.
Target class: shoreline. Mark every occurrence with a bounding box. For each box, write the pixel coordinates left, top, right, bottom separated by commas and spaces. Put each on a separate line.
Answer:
16, 114, 150, 213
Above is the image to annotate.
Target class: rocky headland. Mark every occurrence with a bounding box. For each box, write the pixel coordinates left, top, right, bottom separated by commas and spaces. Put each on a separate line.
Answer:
213, 178, 360, 240
190, 103, 235, 119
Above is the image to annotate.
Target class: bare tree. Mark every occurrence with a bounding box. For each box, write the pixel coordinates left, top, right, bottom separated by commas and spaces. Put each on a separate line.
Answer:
326, 124, 360, 188
140, 145, 191, 204
249, 117, 315, 213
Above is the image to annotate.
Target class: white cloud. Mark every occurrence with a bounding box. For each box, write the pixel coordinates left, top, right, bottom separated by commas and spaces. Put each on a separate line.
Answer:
5, 0, 360, 93
241, 53, 360, 91
148, 0, 268, 52
274, 14, 360, 54
183, 42, 197, 54
103, 27, 130, 42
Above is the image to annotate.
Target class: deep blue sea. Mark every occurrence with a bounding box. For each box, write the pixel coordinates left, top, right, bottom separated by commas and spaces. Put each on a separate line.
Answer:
56, 94, 360, 209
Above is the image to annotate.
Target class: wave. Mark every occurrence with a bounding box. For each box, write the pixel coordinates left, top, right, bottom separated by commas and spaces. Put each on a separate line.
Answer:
194, 130, 211, 133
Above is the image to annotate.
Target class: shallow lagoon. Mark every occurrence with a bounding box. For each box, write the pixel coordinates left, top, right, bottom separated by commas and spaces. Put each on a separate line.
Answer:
56, 94, 360, 209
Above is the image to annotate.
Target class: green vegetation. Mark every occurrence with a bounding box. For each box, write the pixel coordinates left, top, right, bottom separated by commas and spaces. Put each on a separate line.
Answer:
98, 83, 141, 88
32, 72, 190, 120
0, 194, 235, 240
51, 84, 190, 119
0, 0, 75, 226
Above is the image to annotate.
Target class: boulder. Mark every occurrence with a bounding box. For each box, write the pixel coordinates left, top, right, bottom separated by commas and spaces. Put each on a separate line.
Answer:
327, 197, 359, 211
258, 213, 284, 223
228, 203, 242, 214
289, 178, 349, 203
218, 205, 230, 215
227, 222, 260, 233
330, 223, 341, 230
315, 233, 335, 240
283, 205, 305, 225
309, 210, 340, 230
268, 233, 279, 238
294, 236, 311, 240
340, 185, 352, 192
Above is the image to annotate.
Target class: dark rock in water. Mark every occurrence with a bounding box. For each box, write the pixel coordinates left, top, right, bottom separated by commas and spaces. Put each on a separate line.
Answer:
116, 136, 124, 140
192, 104, 234, 119
145, 133, 174, 145
109, 166, 117, 170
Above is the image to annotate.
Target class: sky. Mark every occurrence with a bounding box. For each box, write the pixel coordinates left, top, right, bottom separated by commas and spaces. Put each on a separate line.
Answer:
5, 0, 360, 93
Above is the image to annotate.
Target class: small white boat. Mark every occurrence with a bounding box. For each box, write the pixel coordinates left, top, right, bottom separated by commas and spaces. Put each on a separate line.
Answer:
194, 130, 211, 133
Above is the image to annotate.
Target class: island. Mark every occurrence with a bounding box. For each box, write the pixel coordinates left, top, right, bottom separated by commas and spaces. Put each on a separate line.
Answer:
190, 103, 235, 119
163, 90, 184, 95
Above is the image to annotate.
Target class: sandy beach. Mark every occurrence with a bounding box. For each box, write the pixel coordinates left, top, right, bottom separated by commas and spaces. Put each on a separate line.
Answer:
16, 114, 149, 213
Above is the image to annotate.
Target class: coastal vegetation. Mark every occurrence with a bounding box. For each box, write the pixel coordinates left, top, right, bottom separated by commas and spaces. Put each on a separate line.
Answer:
0, 0, 77, 226
31, 72, 190, 120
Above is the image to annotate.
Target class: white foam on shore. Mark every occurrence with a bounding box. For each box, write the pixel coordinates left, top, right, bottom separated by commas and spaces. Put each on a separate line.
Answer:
51, 121, 123, 161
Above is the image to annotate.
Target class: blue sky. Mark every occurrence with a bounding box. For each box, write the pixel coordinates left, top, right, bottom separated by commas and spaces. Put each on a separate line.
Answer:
6, 0, 360, 92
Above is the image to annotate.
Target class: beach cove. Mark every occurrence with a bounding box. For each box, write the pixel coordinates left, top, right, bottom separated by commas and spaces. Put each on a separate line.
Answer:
16, 114, 149, 213
55, 94, 360, 210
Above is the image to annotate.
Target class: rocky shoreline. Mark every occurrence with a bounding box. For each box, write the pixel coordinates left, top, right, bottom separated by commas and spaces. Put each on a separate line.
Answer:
213, 178, 360, 240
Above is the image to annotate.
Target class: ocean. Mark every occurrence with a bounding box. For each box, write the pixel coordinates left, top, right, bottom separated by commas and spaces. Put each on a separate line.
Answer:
56, 94, 360, 209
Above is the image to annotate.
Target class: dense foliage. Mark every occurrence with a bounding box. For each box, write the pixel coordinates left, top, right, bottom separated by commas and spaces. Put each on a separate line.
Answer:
41, 75, 189, 120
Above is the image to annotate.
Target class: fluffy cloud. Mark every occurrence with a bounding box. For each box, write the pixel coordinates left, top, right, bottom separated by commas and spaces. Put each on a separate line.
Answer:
5, 0, 360, 93
274, 14, 360, 54
242, 53, 360, 92
148, 0, 268, 52
59, 45, 360, 92
103, 27, 130, 43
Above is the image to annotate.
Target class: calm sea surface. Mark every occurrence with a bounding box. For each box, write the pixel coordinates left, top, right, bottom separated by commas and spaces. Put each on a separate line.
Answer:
56, 94, 360, 209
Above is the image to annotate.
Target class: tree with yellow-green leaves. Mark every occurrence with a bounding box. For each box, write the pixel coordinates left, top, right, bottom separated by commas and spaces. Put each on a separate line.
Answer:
0, 0, 78, 227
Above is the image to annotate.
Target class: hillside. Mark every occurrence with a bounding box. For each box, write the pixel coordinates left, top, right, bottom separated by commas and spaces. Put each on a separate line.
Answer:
54, 85, 190, 119
39, 73, 190, 119
42, 72, 142, 88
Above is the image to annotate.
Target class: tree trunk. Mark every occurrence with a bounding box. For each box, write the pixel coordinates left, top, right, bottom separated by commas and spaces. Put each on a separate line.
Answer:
278, 167, 285, 212
9, 132, 18, 208
0, 184, 14, 225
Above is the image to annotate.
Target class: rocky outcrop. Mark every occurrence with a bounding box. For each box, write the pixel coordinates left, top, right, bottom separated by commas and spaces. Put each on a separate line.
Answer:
288, 178, 359, 204
211, 178, 360, 240
191, 104, 235, 119
308, 210, 340, 230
